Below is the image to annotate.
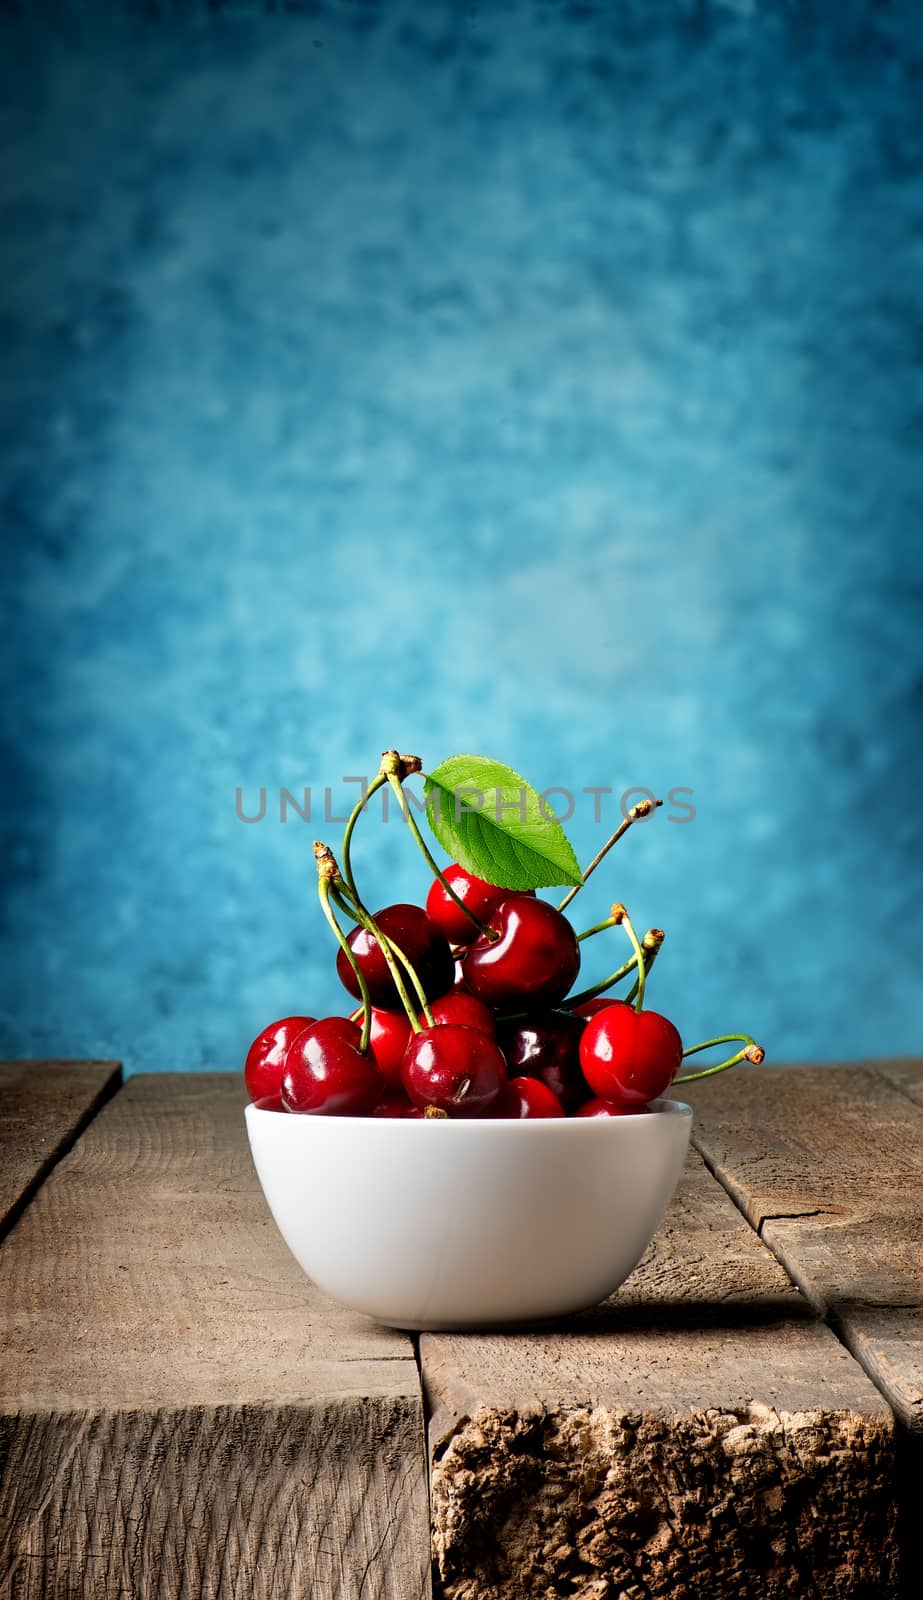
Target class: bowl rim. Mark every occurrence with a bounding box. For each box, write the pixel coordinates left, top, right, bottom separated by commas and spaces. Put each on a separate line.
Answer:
245, 1096, 693, 1126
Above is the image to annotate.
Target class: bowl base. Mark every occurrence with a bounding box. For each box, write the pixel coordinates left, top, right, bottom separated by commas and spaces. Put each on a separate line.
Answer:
369, 1302, 604, 1333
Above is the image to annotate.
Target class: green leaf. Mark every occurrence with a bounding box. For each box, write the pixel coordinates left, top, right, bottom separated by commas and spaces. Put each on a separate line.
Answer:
423, 754, 584, 891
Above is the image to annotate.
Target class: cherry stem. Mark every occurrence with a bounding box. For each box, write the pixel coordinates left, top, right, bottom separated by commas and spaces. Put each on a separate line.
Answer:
388, 937, 435, 1027
563, 951, 639, 1009
384, 769, 498, 941
576, 914, 622, 942
331, 884, 431, 1031
674, 1034, 765, 1085
625, 928, 665, 1004
617, 909, 646, 1012
317, 878, 372, 1053
557, 797, 663, 914
339, 883, 435, 1017
340, 772, 388, 901
333, 762, 436, 1028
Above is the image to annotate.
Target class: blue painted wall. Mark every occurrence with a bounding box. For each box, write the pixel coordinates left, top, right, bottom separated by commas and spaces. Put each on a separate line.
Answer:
2, 1, 921, 1074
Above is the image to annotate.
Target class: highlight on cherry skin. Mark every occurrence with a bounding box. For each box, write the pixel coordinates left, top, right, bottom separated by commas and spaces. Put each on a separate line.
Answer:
245, 1015, 317, 1109
463, 893, 581, 1009
280, 1017, 382, 1116
496, 1008, 588, 1113
336, 903, 455, 1007
402, 1022, 507, 1116
425, 863, 507, 946
580, 1006, 684, 1108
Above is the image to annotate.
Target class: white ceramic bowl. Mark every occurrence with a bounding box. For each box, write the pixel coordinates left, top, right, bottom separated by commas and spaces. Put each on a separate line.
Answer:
245, 1099, 692, 1330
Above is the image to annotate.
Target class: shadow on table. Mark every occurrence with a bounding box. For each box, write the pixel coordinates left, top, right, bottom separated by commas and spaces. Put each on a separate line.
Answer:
466, 1293, 820, 1338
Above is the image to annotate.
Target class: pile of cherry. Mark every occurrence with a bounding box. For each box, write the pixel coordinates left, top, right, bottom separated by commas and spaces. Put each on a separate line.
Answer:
245, 867, 686, 1119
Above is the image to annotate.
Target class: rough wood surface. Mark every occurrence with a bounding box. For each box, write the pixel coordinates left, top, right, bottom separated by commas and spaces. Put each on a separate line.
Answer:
689, 1063, 923, 1600
687, 1065, 923, 1435
0, 1059, 121, 1241
0, 1073, 431, 1600
874, 1058, 923, 1112
422, 1149, 897, 1600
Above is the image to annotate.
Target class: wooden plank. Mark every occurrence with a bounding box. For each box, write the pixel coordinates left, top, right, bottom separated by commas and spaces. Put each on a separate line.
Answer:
689, 1064, 923, 1600
874, 1058, 923, 1112
687, 1066, 923, 1436
0, 1059, 121, 1240
0, 1074, 431, 1600
422, 1149, 898, 1600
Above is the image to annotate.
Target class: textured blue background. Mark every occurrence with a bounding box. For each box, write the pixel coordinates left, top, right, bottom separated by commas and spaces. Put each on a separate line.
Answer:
1, 1, 921, 1074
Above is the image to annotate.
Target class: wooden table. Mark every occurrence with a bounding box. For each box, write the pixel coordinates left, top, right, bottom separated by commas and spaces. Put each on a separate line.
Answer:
1, 1061, 920, 1599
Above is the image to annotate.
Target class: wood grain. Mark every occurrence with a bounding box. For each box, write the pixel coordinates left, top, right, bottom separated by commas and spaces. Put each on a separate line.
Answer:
688, 1064, 923, 1600
687, 1065, 923, 1435
422, 1149, 898, 1600
0, 1059, 121, 1241
874, 1058, 923, 1112
0, 1073, 431, 1600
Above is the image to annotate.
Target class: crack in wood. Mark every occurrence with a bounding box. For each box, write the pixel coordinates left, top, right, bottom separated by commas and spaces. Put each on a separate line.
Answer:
757, 1209, 840, 1235
0, 1060, 123, 1243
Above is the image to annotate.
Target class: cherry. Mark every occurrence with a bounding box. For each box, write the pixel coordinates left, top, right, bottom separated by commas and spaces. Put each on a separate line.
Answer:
462, 894, 580, 1009
252, 1093, 286, 1112
336, 903, 454, 1008
371, 1090, 418, 1118
571, 996, 628, 1021
368, 1007, 413, 1087
579, 1006, 683, 1107
421, 990, 496, 1036
493, 1076, 564, 1119
245, 1015, 316, 1104
290, 1015, 361, 1050
425, 864, 506, 946
281, 1017, 381, 1115
402, 1023, 506, 1117
575, 1097, 647, 1118
495, 1009, 589, 1113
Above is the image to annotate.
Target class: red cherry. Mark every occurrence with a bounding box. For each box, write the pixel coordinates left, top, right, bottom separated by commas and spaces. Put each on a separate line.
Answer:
336, 903, 454, 1008
252, 1093, 285, 1112
289, 1015, 361, 1051
245, 1015, 316, 1104
462, 895, 580, 1009
368, 1008, 413, 1087
281, 1017, 381, 1115
426, 864, 506, 946
495, 1009, 589, 1113
575, 1096, 648, 1118
579, 1007, 683, 1107
571, 996, 628, 1021
371, 1090, 418, 1118
421, 990, 496, 1036
402, 1023, 506, 1117
493, 1076, 564, 1119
